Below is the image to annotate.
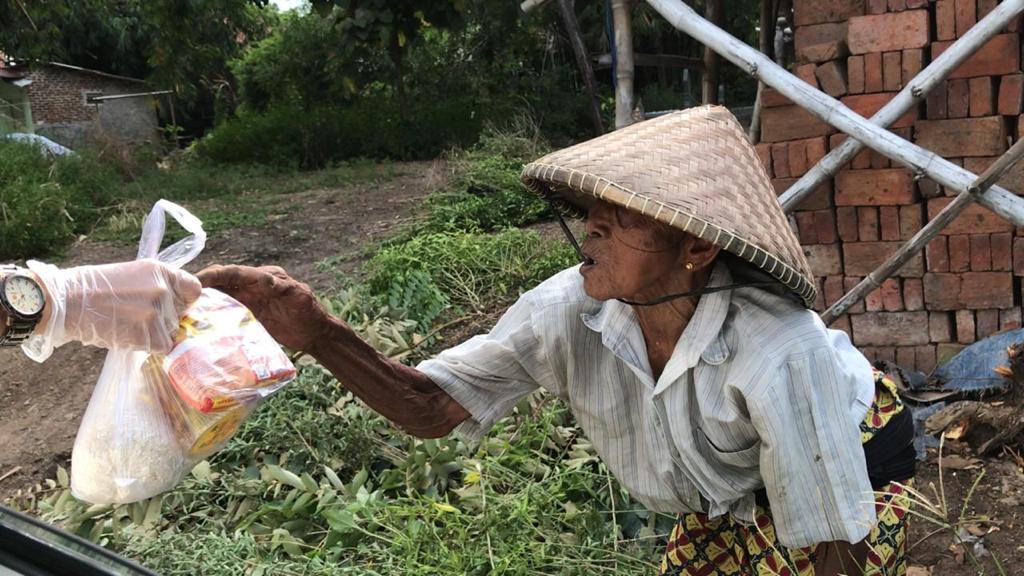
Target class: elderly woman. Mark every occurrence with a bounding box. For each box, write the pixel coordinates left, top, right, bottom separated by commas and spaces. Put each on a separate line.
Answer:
2, 106, 913, 575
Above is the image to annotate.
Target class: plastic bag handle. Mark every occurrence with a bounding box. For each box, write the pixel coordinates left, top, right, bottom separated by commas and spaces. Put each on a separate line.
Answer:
136, 199, 207, 268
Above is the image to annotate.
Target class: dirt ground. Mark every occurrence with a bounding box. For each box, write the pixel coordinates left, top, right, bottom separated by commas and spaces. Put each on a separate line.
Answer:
908, 444, 1024, 574
1, 161, 1023, 572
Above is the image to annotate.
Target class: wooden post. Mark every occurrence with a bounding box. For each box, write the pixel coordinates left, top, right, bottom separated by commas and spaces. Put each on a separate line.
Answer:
702, 0, 723, 105
168, 93, 177, 140
779, 0, 1024, 213
822, 136, 1024, 324
557, 0, 605, 136
611, 0, 635, 128
776, 0, 792, 65
655, 27, 668, 88
749, 0, 774, 142
645, 0, 1024, 226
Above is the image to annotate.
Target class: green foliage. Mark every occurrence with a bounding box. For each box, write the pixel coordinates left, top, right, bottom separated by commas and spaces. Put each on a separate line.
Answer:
369, 269, 449, 334
307, 0, 465, 96
0, 0, 149, 78
0, 141, 120, 259
308, 0, 464, 51
195, 97, 490, 167
319, 127, 572, 335
236, 0, 465, 111
137, 0, 275, 105
14, 368, 665, 575
364, 229, 575, 327
215, 368, 385, 474
320, 227, 574, 342
0, 0, 276, 136
207, 0, 595, 166
422, 127, 551, 234
232, 12, 367, 111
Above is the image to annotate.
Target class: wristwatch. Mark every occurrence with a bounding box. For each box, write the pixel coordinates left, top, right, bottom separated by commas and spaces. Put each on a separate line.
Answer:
0, 265, 46, 347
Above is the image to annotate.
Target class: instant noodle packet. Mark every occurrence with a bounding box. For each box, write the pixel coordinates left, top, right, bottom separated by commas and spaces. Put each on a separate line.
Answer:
158, 289, 296, 413
145, 357, 254, 459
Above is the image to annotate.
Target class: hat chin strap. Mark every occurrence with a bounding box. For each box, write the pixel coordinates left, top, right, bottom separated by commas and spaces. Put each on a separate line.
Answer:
616, 282, 780, 307
553, 207, 585, 260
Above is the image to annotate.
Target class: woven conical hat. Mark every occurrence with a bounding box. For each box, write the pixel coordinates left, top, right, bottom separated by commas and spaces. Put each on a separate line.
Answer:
521, 105, 816, 308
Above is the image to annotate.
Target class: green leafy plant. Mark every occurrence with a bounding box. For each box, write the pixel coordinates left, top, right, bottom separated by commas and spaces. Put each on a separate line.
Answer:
0, 141, 120, 259
11, 368, 665, 575
364, 229, 576, 317
419, 125, 552, 234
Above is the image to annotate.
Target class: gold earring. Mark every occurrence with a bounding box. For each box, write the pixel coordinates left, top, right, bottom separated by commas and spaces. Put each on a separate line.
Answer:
685, 262, 695, 271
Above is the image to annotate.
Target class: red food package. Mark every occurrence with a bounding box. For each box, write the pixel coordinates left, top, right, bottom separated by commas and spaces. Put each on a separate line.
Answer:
159, 289, 296, 413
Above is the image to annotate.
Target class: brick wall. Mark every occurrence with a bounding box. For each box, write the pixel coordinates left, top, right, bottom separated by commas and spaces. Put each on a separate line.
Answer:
24, 65, 158, 148
25, 65, 124, 124
761, 0, 1024, 373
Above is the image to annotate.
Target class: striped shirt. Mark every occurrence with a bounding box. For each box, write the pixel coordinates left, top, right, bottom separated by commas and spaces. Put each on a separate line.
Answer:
418, 262, 877, 548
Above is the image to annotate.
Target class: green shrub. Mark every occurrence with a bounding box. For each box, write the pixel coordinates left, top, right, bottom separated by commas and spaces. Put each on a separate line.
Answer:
364, 229, 576, 324
421, 127, 551, 234
194, 96, 494, 168
19, 367, 664, 575
0, 141, 120, 259
214, 367, 384, 476
367, 126, 553, 248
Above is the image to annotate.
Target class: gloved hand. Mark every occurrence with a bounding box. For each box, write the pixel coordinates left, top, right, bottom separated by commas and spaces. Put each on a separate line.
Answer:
22, 259, 202, 361
196, 265, 327, 352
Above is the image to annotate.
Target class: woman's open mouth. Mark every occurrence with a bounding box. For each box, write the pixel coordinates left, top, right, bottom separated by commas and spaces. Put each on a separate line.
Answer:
581, 254, 597, 273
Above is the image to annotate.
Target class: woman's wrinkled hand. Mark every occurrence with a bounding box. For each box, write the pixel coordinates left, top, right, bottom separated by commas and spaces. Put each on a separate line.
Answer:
29, 259, 202, 355
196, 265, 328, 352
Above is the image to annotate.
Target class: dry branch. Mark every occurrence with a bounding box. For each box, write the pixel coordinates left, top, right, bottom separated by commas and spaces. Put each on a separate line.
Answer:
925, 402, 1024, 455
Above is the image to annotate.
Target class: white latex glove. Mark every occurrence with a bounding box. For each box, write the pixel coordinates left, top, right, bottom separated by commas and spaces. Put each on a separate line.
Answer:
21, 259, 202, 362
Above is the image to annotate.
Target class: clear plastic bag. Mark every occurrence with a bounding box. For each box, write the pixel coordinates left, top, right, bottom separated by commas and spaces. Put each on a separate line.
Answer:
147, 287, 295, 461
70, 201, 295, 504
159, 288, 295, 414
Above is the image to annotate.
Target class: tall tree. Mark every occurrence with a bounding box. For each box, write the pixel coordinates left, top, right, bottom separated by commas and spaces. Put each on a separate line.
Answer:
138, 0, 274, 106
308, 0, 465, 108
0, 0, 148, 78
0, 0, 274, 134
555, 0, 604, 136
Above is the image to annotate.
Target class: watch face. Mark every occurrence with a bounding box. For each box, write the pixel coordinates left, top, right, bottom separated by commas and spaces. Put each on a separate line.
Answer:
4, 275, 44, 316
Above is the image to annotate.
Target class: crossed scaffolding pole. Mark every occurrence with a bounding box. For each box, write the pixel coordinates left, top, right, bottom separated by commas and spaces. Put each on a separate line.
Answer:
645, 0, 1024, 324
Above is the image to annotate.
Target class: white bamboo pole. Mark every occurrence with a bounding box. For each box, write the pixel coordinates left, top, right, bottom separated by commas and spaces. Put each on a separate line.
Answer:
612, 0, 636, 129
645, 0, 1024, 226
88, 90, 173, 101
822, 136, 1024, 324
780, 0, 1024, 213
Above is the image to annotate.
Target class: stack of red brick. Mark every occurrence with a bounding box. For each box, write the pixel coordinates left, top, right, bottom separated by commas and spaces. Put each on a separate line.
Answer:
757, 0, 1024, 373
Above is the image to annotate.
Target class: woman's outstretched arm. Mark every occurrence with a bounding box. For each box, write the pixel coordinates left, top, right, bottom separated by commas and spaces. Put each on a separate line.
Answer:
197, 264, 470, 438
